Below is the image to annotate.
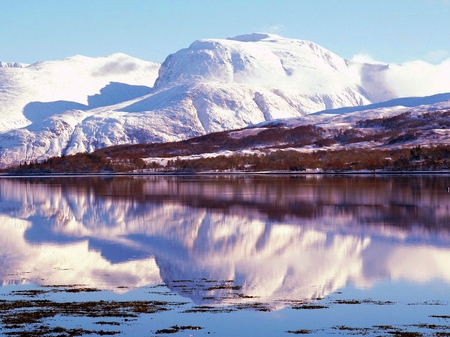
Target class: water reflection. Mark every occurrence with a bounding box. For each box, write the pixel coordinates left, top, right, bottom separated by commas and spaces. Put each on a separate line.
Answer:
0, 175, 449, 304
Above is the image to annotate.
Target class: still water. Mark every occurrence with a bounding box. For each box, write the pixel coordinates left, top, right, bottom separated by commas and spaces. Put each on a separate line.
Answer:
0, 175, 450, 336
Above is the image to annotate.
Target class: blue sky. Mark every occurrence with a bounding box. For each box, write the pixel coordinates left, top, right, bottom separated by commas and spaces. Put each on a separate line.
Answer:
1, 0, 449, 65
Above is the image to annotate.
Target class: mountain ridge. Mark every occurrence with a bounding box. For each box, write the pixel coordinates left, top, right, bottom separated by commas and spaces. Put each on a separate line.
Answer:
0, 61, 29, 68
1, 33, 450, 168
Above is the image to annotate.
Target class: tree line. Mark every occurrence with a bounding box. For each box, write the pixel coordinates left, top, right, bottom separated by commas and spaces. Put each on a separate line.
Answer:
5, 145, 450, 174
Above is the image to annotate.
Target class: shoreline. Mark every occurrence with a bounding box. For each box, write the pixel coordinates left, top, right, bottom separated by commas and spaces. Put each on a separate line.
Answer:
2, 169, 450, 178
1, 281, 449, 337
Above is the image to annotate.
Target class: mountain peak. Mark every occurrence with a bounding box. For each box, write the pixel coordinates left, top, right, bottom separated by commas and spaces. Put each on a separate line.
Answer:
227, 32, 282, 42
0, 61, 29, 68
155, 32, 365, 96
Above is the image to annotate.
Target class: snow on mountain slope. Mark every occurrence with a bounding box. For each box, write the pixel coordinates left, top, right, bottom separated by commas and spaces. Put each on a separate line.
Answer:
312, 92, 450, 116
59, 32, 392, 155
247, 91, 450, 135
155, 33, 379, 107
0, 33, 449, 168
240, 92, 450, 154
107, 33, 404, 142
0, 53, 159, 133
0, 62, 29, 68
0, 54, 160, 166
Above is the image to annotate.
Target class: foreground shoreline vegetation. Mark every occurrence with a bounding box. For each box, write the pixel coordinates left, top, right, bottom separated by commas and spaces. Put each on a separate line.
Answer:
2, 283, 449, 337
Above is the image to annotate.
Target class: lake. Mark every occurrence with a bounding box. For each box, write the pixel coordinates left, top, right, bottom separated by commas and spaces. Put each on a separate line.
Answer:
0, 175, 450, 336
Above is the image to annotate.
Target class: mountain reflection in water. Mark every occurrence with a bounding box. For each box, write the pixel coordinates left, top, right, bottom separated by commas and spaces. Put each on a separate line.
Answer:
0, 175, 449, 305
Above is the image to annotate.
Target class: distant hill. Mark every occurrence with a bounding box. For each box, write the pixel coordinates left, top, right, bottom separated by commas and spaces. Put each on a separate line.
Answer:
8, 99, 450, 173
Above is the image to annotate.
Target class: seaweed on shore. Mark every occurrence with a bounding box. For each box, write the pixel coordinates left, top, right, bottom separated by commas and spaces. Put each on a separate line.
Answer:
155, 325, 203, 334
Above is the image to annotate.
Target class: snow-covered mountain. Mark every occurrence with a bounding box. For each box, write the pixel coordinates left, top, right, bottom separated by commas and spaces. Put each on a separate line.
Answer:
0, 53, 160, 167
0, 61, 29, 68
0, 33, 449, 168
0, 53, 159, 132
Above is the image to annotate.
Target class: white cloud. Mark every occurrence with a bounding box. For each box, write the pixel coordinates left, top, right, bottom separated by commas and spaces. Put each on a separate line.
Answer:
261, 24, 285, 34
351, 52, 450, 97
426, 49, 449, 64
350, 53, 386, 65
387, 58, 450, 97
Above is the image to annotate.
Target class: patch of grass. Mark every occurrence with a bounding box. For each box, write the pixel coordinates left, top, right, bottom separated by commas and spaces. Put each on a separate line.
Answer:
410, 323, 450, 330
235, 302, 272, 312
10, 290, 50, 297
374, 325, 395, 330
3, 325, 121, 336
206, 285, 242, 291
333, 299, 361, 304
332, 325, 370, 333
286, 329, 311, 334
291, 304, 329, 310
155, 325, 202, 334
0, 299, 179, 335
182, 306, 235, 314
94, 321, 121, 326
362, 299, 395, 305
64, 287, 101, 293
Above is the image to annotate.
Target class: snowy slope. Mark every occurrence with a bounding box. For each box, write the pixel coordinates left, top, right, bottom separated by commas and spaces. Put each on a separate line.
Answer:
0, 54, 160, 166
0, 53, 159, 132
0, 62, 29, 68
135, 92, 450, 168
153, 33, 386, 117
0, 33, 449, 168
231, 92, 450, 155
290, 92, 450, 129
